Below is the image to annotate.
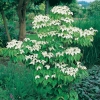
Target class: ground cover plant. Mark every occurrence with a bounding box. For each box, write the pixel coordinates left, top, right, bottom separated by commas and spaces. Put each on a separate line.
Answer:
2, 6, 97, 100
75, 65, 100, 100
0, 62, 38, 100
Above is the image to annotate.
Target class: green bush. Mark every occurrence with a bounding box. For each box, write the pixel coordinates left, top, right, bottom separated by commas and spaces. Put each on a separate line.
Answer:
2, 6, 97, 100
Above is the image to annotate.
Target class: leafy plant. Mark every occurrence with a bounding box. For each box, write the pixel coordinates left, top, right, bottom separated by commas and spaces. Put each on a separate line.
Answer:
0, 87, 9, 100
75, 65, 100, 100
73, 17, 100, 66
2, 6, 97, 100
0, 62, 37, 100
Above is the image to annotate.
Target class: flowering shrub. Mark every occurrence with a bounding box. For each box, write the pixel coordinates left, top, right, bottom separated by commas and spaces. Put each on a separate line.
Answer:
2, 6, 97, 100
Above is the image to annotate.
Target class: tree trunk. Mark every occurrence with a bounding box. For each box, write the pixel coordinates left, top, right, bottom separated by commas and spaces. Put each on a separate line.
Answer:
17, 3, 26, 41
1, 10, 11, 42
45, 0, 49, 15
19, 19, 26, 41
17, 0, 30, 41
17, 9, 26, 41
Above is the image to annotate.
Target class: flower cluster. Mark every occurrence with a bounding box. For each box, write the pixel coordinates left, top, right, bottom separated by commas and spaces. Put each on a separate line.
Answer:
64, 67, 78, 77
51, 6, 73, 15
81, 28, 97, 37
35, 74, 56, 80
6, 39, 22, 49
65, 47, 81, 56
42, 51, 54, 59
25, 54, 38, 61
55, 62, 78, 77
32, 15, 50, 29
32, 14, 50, 23
77, 62, 87, 70
61, 18, 74, 23
49, 20, 61, 26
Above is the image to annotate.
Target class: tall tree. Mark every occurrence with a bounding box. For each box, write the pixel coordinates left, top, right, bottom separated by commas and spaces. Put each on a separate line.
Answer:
87, 0, 100, 17
8, 0, 31, 41
17, 0, 30, 41
0, 1, 11, 41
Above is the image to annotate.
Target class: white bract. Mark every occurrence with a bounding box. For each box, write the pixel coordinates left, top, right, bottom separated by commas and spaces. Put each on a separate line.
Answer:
32, 15, 50, 23
64, 67, 78, 77
35, 75, 40, 79
42, 51, 54, 59
7, 39, 22, 49
61, 18, 74, 23
65, 47, 81, 56
45, 75, 50, 80
77, 62, 87, 70
36, 66, 42, 70
45, 65, 50, 70
51, 6, 73, 15
51, 74, 56, 78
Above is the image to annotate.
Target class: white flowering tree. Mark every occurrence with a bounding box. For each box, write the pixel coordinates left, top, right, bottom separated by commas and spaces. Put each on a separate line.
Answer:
2, 6, 97, 100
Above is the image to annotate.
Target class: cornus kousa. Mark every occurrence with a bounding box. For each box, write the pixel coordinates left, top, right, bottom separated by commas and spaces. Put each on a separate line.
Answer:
3, 6, 97, 100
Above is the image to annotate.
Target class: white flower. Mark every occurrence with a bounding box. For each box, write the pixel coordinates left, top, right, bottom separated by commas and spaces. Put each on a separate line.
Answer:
36, 59, 41, 63
6, 40, 22, 49
19, 49, 24, 54
61, 18, 74, 23
41, 60, 46, 65
32, 15, 50, 23
48, 52, 54, 59
63, 34, 73, 39
24, 38, 30, 42
45, 75, 50, 80
36, 66, 42, 70
32, 44, 41, 51
51, 74, 56, 78
55, 62, 67, 69
49, 20, 61, 26
65, 47, 81, 56
64, 67, 78, 77
25, 54, 38, 61
77, 62, 87, 70
48, 31, 58, 37
56, 52, 64, 57
42, 51, 48, 57
26, 45, 33, 51
29, 59, 36, 65
51, 6, 73, 15
75, 38, 79, 41
30, 40, 36, 43
38, 34, 44, 39
45, 65, 50, 70
49, 47, 55, 51
35, 75, 40, 79
42, 51, 54, 59
60, 25, 67, 32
